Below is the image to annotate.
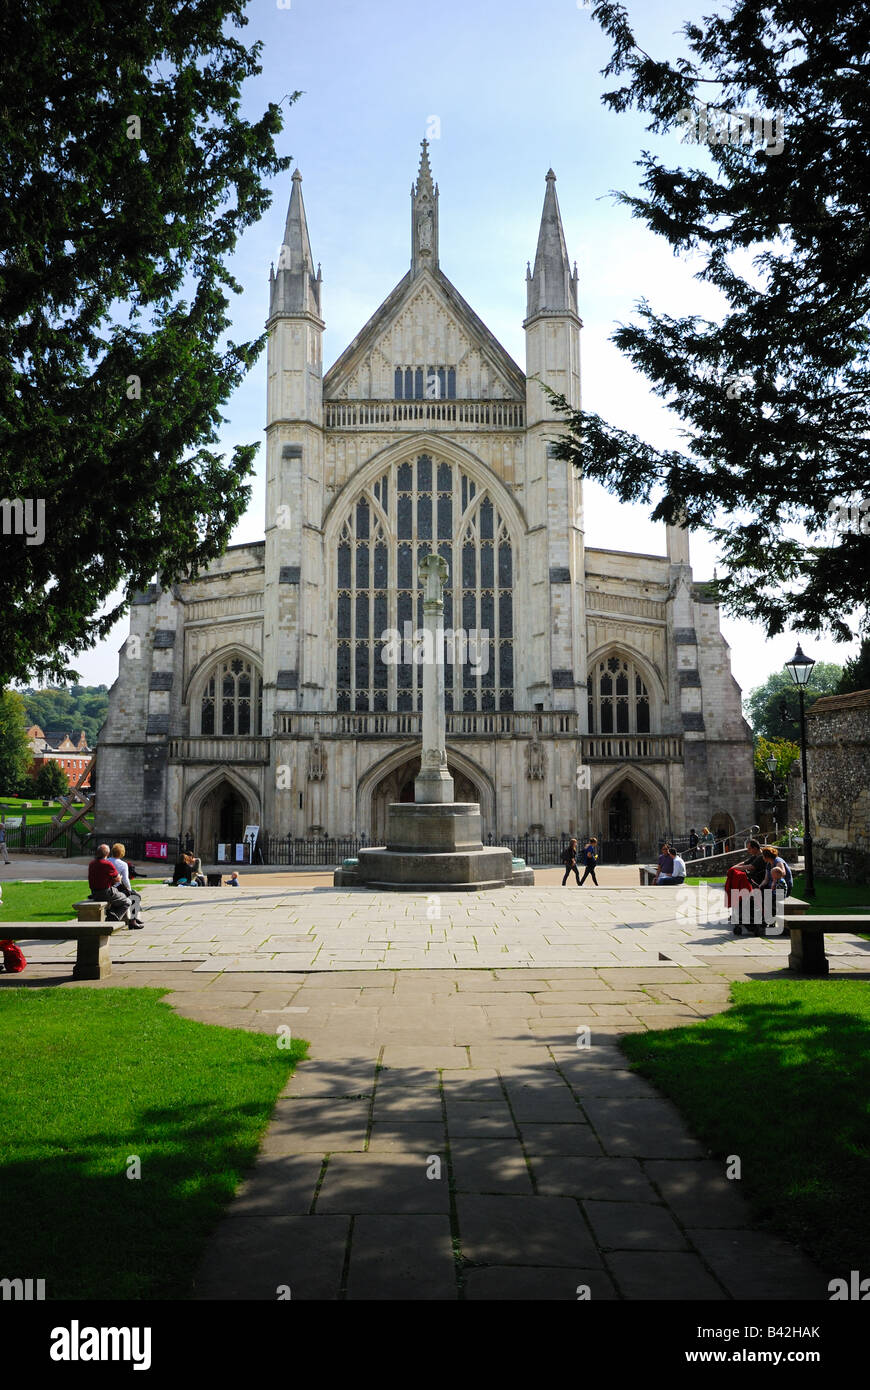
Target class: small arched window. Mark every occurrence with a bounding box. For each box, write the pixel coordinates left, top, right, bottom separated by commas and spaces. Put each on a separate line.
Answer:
200, 658, 263, 736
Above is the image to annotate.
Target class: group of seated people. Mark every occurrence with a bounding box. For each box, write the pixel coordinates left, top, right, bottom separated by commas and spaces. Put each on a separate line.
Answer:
88, 843, 145, 928
653, 842, 687, 885
168, 852, 241, 888
170, 852, 206, 886
723, 838, 794, 937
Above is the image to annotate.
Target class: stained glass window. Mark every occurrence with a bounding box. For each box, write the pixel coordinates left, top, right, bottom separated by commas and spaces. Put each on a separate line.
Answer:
333, 458, 515, 712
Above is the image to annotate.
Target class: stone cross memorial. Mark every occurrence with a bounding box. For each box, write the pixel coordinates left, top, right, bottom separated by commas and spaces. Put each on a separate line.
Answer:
342, 553, 533, 891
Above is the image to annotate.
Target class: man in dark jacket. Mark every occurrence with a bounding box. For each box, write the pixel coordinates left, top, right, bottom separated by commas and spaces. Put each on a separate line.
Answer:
561, 838, 581, 886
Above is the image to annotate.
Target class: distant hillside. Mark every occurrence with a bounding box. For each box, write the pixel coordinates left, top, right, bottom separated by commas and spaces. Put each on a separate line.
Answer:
20, 685, 110, 747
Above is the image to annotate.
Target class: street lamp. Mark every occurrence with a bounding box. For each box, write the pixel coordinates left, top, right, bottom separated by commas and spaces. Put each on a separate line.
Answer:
785, 643, 815, 896
765, 753, 778, 835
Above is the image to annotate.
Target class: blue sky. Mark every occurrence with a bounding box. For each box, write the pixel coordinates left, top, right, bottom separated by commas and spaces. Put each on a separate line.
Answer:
73, 0, 858, 697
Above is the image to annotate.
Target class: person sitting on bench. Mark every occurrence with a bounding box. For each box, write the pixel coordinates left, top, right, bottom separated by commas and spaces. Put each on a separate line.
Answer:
88, 845, 140, 928
108, 842, 145, 925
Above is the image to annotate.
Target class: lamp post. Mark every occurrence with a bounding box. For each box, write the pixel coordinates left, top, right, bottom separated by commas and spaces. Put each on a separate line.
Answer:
766, 753, 778, 837
785, 644, 815, 896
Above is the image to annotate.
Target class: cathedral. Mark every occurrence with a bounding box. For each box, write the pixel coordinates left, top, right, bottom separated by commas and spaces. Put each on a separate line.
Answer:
95, 142, 754, 861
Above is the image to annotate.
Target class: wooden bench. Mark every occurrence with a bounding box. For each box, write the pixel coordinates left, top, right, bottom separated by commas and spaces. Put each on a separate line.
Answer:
2, 922, 120, 979
786, 915, 870, 976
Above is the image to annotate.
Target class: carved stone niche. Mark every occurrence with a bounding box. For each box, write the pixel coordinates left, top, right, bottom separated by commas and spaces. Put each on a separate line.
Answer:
526, 740, 546, 781
307, 725, 326, 782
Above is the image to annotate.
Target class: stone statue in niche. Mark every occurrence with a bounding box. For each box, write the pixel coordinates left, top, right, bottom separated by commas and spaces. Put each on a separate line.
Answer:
307, 724, 325, 781
526, 740, 546, 781
417, 205, 433, 253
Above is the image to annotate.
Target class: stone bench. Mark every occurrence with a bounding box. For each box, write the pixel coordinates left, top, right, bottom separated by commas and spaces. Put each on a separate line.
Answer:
73, 899, 107, 922
2, 922, 120, 979
786, 915, 870, 976
638, 865, 657, 885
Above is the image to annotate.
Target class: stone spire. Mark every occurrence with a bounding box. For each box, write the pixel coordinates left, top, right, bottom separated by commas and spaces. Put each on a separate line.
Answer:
270, 168, 322, 318
411, 138, 439, 276
526, 169, 578, 318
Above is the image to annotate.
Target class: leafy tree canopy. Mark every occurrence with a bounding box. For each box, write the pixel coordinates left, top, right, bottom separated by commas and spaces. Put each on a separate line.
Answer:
34, 760, 71, 799
1, 0, 297, 687
549, 0, 870, 641
745, 661, 841, 739
836, 638, 870, 694
18, 685, 109, 746
0, 691, 34, 794
753, 735, 800, 784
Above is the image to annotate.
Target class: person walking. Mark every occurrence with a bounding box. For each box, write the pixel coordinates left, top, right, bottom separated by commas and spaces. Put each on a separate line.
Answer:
561, 837, 581, 886
578, 837, 599, 886
688, 828, 699, 857
0, 818, 9, 866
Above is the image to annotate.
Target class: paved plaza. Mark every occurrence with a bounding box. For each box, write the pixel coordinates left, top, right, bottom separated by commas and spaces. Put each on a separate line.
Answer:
15, 880, 870, 973
6, 876, 867, 1300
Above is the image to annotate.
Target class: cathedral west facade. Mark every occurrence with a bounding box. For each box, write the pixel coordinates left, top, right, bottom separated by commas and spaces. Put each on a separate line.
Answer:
95, 143, 754, 860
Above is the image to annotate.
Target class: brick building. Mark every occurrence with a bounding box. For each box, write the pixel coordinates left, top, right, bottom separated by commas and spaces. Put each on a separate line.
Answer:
27, 726, 93, 790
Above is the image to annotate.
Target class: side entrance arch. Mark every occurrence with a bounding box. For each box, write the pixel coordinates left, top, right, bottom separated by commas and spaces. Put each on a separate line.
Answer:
184, 768, 261, 862
591, 766, 670, 862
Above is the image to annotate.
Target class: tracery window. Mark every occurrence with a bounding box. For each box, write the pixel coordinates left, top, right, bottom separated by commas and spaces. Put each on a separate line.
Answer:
336, 454, 514, 713
200, 657, 263, 736
586, 655, 651, 735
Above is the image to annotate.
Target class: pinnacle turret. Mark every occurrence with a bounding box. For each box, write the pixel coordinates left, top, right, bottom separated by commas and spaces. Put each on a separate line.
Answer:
411, 138, 439, 276
270, 168, 323, 319
526, 169, 578, 319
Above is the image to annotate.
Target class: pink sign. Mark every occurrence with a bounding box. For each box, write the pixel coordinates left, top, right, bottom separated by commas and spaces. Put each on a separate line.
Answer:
145, 841, 168, 859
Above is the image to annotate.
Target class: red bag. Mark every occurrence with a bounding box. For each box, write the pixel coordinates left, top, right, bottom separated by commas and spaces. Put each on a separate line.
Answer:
0, 940, 26, 973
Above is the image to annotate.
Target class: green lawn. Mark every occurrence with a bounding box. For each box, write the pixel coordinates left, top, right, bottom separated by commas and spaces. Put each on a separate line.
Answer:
0, 879, 148, 924
1, 797, 93, 828
621, 978, 870, 1274
0, 988, 306, 1299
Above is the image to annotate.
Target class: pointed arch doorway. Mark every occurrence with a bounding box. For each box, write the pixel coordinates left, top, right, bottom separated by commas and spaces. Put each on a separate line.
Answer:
189, 773, 259, 862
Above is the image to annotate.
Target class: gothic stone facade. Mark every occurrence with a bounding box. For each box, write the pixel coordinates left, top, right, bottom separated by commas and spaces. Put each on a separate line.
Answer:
96, 145, 754, 859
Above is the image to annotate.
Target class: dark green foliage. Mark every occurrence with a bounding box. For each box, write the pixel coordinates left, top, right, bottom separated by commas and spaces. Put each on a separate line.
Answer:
34, 759, 71, 797
0, 1, 297, 686
0, 690, 34, 792
550, 2, 870, 641
836, 638, 870, 694
18, 684, 109, 746
744, 661, 841, 738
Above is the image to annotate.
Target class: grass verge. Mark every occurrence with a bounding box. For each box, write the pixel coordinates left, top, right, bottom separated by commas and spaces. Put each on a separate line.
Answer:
0, 988, 306, 1298
621, 977, 870, 1274
0, 879, 148, 924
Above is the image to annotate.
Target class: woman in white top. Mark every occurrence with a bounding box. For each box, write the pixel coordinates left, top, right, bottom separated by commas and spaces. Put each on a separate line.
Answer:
108, 842, 144, 926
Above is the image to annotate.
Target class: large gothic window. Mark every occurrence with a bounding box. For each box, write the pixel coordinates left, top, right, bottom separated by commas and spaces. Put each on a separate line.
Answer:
336, 454, 514, 712
587, 655, 651, 734
200, 658, 263, 736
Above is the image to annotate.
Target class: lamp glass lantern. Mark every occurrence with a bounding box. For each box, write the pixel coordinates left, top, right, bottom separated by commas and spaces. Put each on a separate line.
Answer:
785, 644, 816, 688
